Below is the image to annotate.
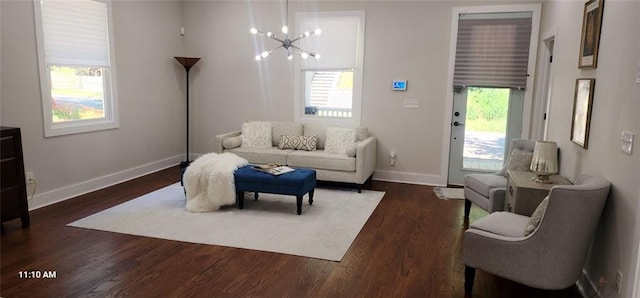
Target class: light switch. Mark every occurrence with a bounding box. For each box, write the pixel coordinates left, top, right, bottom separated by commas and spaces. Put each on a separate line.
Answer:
403, 99, 419, 109
621, 131, 634, 155
636, 63, 640, 84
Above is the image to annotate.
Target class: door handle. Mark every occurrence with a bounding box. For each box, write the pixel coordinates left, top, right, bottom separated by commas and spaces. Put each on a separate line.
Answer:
453, 121, 464, 126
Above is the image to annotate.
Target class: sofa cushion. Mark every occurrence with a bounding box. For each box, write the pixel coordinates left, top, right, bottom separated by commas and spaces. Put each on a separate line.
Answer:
303, 123, 370, 150
465, 173, 507, 197
469, 211, 529, 238
354, 126, 369, 142
325, 127, 356, 155
226, 146, 292, 165
287, 150, 356, 172
270, 121, 303, 146
279, 135, 318, 151
303, 122, 329, 149
241, 121, 272, 148
345, 143, 357, 157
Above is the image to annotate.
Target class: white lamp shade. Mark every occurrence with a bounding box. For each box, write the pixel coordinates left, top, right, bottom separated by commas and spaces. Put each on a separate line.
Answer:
530, 141, 558, 175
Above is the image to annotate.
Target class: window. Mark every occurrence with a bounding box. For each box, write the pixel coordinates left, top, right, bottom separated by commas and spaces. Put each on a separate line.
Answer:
304, 70, 353, 117
295, 11, 365, 125
35, 0, 118, 137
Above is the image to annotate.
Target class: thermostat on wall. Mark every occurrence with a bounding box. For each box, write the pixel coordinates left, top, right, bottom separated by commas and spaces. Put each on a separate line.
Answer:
392, 80, 407, 91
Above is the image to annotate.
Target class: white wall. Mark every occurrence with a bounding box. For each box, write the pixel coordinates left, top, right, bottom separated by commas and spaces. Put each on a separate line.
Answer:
0, 1, 185, 209
538, 0, 640, 296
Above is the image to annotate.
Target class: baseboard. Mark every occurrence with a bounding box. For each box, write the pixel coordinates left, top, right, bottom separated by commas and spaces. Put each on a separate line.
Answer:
577, 269, 599, 298
373, 170, 446, 186
28, 154, 183, 210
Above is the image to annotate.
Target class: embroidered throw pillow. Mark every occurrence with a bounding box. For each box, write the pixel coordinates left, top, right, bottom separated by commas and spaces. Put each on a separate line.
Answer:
324, 127, 356, 155
504, 149, 534, 177
524, 196, 549, 236
279, 135, 318, 151
241, 121, 272, 148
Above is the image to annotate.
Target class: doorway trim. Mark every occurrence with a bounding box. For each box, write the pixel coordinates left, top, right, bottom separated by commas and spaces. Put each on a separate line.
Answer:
533, 27, 560, 141
441, 3, 541, 185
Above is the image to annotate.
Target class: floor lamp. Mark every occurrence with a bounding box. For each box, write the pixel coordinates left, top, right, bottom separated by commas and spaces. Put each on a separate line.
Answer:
174, 57, 201, 170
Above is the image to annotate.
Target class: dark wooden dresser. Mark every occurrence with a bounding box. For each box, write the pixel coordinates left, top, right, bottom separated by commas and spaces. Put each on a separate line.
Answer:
1, 126, 30, 228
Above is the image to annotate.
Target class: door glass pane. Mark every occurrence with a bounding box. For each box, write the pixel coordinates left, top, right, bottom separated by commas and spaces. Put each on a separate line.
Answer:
463, 87, 509, 171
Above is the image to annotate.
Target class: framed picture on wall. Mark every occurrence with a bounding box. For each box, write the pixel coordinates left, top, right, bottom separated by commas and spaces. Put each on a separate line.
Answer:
571, 79, 596, 148
578, 0, 605, 68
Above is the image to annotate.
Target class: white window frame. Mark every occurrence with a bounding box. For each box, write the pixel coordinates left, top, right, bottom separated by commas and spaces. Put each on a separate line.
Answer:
294, 10, 365, 127
34, 0, 119, 137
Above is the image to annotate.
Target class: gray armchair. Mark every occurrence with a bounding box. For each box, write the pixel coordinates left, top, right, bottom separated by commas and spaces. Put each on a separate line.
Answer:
464, 139, 536, 218
463, 175, 611, 293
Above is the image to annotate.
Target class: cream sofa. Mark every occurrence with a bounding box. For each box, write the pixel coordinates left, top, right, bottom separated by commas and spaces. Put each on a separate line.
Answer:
215, 121, 376, 192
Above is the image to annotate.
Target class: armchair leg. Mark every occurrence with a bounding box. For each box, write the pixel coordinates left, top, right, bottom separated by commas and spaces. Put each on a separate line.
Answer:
465, 265, 476, 294
464, 199, 472, 218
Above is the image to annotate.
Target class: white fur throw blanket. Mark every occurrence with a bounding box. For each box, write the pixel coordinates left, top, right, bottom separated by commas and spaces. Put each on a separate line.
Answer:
183, 152, 248, 212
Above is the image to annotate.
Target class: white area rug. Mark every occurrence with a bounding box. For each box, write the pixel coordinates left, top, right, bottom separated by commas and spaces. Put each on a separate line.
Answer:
433, 187, 465, 200
68, 183, 385, 262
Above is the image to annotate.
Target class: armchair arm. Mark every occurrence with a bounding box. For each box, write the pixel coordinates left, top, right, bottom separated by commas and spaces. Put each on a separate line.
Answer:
214, 131, 241, 153
463, 228, 579, 289
355, 136, 377, 184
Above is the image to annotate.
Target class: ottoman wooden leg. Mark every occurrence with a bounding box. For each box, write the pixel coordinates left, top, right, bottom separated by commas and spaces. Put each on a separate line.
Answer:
296, 195, 303, 215
309, 189, 314, 205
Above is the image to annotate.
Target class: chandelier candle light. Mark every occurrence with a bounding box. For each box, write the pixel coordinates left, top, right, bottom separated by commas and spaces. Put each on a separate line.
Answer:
251, 0, 321, 61
530, 141, 559, 184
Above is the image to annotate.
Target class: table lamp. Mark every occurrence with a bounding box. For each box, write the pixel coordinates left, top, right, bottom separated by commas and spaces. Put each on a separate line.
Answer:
530, 141, 558, 183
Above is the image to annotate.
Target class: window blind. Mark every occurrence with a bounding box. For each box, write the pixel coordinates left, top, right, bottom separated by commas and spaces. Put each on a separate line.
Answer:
41, 0, 110, 67
298, 14, 361, 70
453, 12, 532, 90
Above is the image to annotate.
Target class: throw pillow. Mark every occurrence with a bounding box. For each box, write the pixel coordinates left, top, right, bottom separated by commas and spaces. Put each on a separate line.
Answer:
222, 135, 243, 149
524, 196, 549, 236
278, 135, 318, 151
324, 127, 356, 155
503, 149, 534, 177
241, 121, 272, 148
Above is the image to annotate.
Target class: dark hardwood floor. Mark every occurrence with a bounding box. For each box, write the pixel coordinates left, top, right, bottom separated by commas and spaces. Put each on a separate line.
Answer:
1, 166, 581, 297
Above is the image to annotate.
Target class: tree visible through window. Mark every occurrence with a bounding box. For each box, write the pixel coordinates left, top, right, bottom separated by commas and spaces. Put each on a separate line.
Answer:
50, 66, 106, 123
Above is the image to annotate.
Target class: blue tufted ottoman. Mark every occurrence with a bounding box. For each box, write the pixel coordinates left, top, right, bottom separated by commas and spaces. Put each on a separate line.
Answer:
234, 165, 316, 215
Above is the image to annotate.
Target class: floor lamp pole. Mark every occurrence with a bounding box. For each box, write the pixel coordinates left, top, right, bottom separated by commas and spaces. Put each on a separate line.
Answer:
185, 69, 190, 166
174, 57, 201, 171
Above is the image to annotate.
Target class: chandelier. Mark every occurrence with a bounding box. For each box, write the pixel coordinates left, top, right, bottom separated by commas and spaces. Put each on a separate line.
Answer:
250, 0, 321, 61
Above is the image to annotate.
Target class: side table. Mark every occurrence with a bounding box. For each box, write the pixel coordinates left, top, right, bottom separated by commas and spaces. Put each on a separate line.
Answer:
505, 170, 571, 216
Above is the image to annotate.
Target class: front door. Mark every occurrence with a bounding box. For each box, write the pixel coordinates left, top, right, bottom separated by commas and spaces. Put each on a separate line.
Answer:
448, 87, 524, 185
446, 5, 540, 185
